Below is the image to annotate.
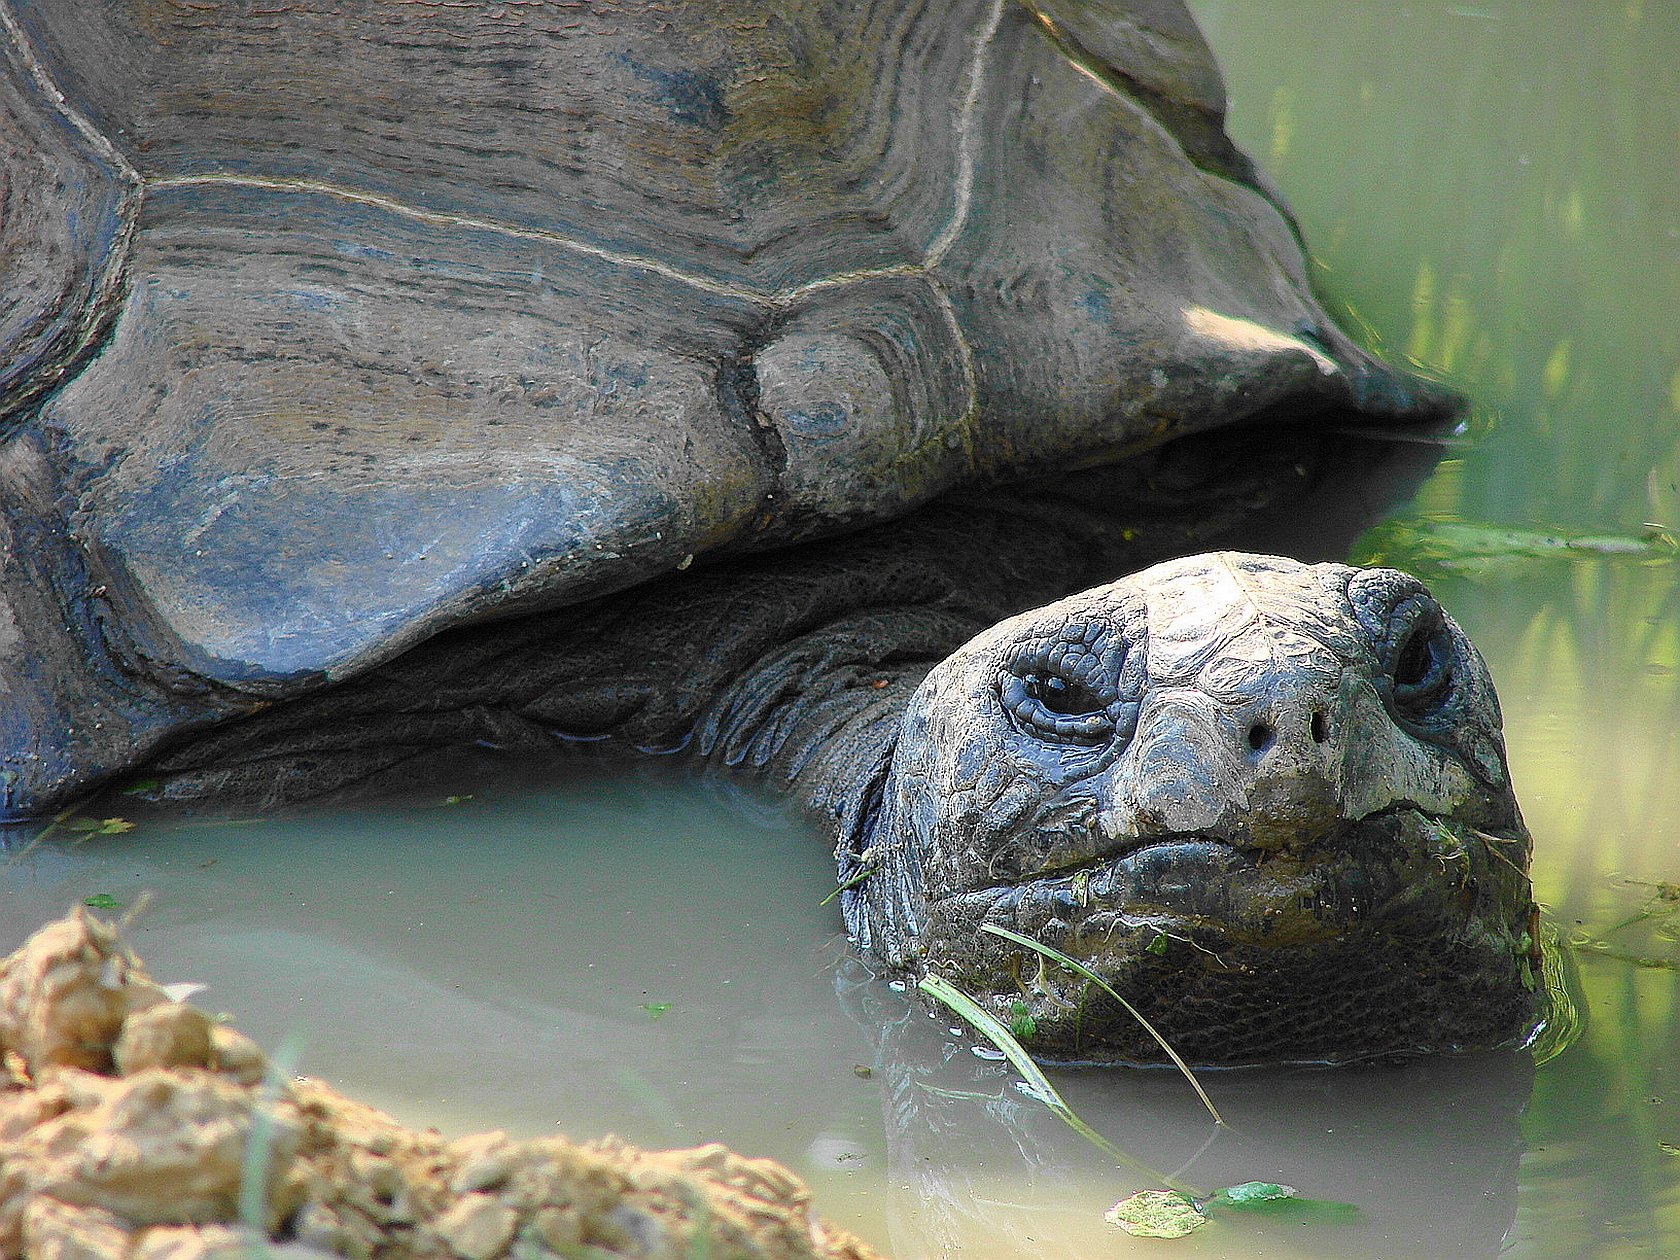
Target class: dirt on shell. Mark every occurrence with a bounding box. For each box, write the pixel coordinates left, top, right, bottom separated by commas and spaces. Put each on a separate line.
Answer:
0, 910, 884, 1260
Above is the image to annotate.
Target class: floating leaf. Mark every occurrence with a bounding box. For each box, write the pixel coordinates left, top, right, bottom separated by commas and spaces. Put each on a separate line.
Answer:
1146, 932, 1170, 956
1109, 1181, 1352, 1237
1206, 1186, 1359, 1225
820, 847, 878, 907
918, 972, 1342, 1230
1105, 1191, 1206, 1239
641, 1003, 672, 1020
819, 868, 872, 907
83, 893, 122, 910
1210, 1182, 1297, 1208
65, 816, 135, 836
917, 973, 1139, 1168
1351, 517, 1677, 577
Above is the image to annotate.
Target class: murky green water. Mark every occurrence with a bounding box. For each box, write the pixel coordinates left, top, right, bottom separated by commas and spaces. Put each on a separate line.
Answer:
5, 3, 1679, 1257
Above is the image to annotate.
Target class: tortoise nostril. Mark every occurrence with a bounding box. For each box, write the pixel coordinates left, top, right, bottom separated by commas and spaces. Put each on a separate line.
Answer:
1310, 709, 1329, 743
1247, 721, 1274, 752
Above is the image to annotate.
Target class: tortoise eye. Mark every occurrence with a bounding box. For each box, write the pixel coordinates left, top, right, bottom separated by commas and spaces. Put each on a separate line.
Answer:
1004, 670, 1114, 743
1022, 671, 1098, 716
1394, 624, 1433, 687
1389, 606, 1453, 718
1000, 624, 1139, 748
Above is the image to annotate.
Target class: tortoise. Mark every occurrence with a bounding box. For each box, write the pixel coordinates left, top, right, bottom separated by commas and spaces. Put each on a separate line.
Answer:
0, 0, 1535, 1062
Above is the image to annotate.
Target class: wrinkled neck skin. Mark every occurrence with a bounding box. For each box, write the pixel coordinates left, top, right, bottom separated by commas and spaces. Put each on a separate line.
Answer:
846, 552, 1536, 1066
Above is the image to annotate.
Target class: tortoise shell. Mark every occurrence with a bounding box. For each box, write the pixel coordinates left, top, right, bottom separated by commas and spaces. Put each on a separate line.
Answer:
0, 0, 1441, 813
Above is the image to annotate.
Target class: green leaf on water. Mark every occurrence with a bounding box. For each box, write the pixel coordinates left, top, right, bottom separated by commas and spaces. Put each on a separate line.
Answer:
641, 1003, 672, 1020
121, 778, 161, 796
83, 894, 122, 910
1008, 1000, 1037, 1040
918, 971, 1343, 1231
1146, 931, 1170, 956
819, 867, 872, 907
1351, 517, 1678, 577
1106, 1182, 1354, 1239
1207, 1185, 1360, 1225
65, 816, 135, 836
1210, 1181, 1297, 1208
917, 973, 1136, 1168
1105, 1191, 1206, 1239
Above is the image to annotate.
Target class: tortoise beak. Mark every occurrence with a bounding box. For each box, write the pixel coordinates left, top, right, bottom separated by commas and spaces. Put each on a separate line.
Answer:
1120, 691, 1345, 855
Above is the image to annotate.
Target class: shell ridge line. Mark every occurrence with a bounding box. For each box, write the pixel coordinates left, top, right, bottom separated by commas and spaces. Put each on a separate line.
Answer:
14, 1, 992, 444
0, 0, 144, 417
925, 277, 981, 457
144, 173, 777, 306
152, 173, 963, 312
1016, 0, 1310, 264
924, 0, 1008, 267
17, 0, 1013, 325
0, 1, 141, 185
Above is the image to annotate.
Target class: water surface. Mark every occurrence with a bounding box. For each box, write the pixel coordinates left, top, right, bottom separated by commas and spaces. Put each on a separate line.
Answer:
5, 3, 1680, 1257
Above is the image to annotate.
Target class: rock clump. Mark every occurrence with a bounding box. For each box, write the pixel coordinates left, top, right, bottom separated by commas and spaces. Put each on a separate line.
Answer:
0, 911, 882, 1260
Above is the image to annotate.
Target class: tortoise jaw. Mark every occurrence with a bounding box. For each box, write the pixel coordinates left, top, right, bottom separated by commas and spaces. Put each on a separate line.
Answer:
930, 827, 1394, 953
911, 808, 1538, 1064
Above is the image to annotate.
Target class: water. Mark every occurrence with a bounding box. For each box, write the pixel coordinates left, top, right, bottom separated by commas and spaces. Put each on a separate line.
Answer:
5, 2, 1680, 1256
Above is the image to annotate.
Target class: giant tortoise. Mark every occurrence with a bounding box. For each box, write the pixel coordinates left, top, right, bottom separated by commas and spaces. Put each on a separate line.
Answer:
0, 0, 1534, 1062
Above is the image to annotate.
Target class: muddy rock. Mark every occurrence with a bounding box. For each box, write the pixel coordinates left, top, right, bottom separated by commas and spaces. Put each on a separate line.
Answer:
0, 912, 882, 1260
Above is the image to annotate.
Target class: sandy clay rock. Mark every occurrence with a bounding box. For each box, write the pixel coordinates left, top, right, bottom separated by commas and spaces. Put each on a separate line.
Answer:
0, 911, 882, 1260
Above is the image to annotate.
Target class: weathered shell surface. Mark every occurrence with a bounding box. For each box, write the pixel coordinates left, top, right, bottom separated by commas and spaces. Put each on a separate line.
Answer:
0, 0, 1438, 811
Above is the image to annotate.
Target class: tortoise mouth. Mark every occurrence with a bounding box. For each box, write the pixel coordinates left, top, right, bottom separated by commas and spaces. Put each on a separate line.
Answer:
933, 838, 1375, 951
929, 805, 1496, 947
915, 808, 1538, 1064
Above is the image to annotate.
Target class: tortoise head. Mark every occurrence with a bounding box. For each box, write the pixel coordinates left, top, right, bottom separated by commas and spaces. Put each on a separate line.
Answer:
845, 552, 1536, 1065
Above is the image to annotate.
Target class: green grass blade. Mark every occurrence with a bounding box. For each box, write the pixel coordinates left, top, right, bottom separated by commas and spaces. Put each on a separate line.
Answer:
240, 1031, 302, 1244
819, 868, 872, 907
917, 972, 1196, 1192
980, 923, 1224, 1126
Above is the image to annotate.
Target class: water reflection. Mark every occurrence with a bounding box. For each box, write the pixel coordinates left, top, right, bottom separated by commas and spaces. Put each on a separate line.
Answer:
845, 959, 1532, 1260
